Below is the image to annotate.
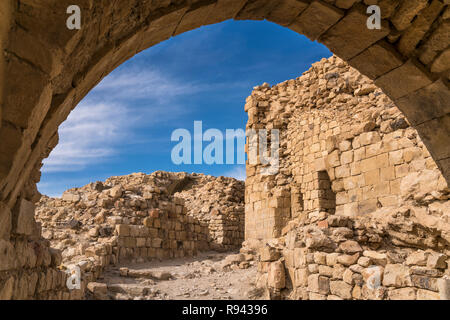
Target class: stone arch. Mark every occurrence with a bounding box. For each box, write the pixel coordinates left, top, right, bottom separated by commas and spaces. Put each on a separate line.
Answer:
0, 0, 449, 299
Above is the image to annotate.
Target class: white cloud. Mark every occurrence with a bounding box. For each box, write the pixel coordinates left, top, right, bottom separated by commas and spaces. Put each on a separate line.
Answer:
42, 101, 130, 172
224, 166, 246, 181
42, 62, 250, 174
94, 68, 202, 101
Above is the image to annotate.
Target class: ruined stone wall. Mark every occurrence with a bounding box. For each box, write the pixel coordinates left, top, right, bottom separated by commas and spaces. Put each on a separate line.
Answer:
1, 0, 449, 301
245, 55, 450, 299
32, 171, 244, 299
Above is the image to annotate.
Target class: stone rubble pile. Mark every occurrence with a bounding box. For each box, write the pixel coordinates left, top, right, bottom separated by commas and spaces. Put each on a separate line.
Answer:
244, 55, 450, 300
35, 171, 245, 297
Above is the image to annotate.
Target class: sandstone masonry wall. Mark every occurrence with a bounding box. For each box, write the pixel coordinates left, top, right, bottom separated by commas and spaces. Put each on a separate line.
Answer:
244, 55, 450, 300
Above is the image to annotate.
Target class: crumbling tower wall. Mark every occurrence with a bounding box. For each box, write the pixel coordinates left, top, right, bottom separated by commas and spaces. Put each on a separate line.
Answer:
245, 56, 450, 300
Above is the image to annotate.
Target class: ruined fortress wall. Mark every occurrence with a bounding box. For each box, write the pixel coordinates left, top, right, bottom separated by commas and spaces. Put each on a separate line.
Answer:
245, 56, 450, 300
245, 55, 448, 241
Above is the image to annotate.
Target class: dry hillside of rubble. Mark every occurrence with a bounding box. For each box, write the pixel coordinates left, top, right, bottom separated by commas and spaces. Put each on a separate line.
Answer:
35, 172, 245, 282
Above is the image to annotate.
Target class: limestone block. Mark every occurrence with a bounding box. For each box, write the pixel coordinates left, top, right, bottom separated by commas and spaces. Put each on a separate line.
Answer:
415, 115, 450, 161
438, 278, 450, 300
375, 60, 433, 100
308, 274, 330, 295
289, 1, 343, 41
0, 277, 15, 300
363, 251, 388, 266
419, 19, 450, 65
395, 79, 450, 127
267, 261, 286, 289
330, 280, 352, 299
318, 265, 333, 277
205, 0, 247, 25
87, 282, 107, 295
397, 0, 444, 56
259, 245, 280, 262
383, 264, 412, 287
416, 289, 440, 300
388, 287, 417, 300
411, 275, 438, 291
391, 0, 428, 31
267, 0, 309, 26
235, 0, 278, 21
337, 253, 359, 266
0, 240, 15, 271
295, 268, 309, 287
339, 240, 362, 254
13, 198, 36, 236
427, 253, 447, 269
0, 202, 11, 240
0, 123, 22, 181
174, 3, 216, 36
406, 251, 429, 266
430, 48, 450, 73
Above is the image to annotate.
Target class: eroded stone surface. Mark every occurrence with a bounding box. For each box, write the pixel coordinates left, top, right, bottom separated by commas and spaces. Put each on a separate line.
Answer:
245, 56, 450, 300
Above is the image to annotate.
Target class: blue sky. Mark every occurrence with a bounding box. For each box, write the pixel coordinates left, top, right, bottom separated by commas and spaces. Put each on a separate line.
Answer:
38, 20, 331, 197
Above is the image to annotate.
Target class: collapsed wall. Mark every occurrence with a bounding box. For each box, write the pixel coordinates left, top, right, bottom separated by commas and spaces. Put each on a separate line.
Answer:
174, 174, 245, 250
35, 171, 244, 298
244, 55, 450, 300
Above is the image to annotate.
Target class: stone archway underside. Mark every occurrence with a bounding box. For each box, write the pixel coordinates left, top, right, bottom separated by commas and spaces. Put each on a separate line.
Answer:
0, 0, 449, 298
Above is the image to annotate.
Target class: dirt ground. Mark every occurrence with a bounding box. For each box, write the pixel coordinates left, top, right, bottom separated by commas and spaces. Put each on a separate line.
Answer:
88, 251, 263, 300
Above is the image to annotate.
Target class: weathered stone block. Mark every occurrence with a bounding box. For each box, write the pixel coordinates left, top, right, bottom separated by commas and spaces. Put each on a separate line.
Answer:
383, 264, 412, 287
388, 287, 417, 300
174, 3, 216, 36
330, 280, 352, 299
395, 79, 450, 126
268, 261, 286, 289
289, 1, 343, 41
0, 202, 11, 240
267, 0, 309, 26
